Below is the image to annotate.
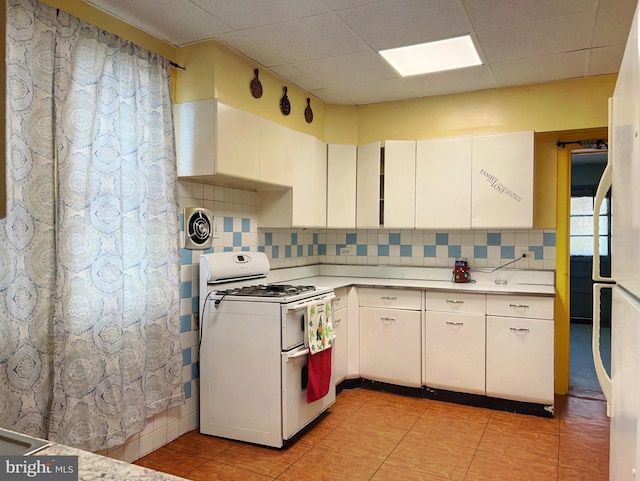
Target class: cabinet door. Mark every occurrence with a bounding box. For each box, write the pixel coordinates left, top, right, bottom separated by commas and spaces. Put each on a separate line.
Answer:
291, 132, 327, 228
216, 102, 261, 180
333, 307, 348, 384
359, 307, 421, 387
415, 136, 472, 229
486, 316, 554, 404
327, 144, 357, 228
174, 99, 216, 177
383, 140, 416, 228
425, 312, 485, 395
356, 142, 381, 228
259, 119, 293, 187
471, 131, 534, 229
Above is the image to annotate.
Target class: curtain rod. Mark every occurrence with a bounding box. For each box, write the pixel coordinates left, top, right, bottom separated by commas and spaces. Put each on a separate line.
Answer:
169, 61, 185, 70
557, 139, 607, 149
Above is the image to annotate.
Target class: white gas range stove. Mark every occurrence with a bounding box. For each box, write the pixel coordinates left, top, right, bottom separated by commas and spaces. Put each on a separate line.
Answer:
198, 252, 336, 448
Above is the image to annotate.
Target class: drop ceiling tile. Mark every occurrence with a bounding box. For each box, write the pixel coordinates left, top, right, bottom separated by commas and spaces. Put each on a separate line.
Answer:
463, 0, 595, 32
309, 88, 352, 105
598, 0, 638, 8
85, 0, 230, 46
240, 13, 369, 64
292, 52, 398, 88
592, 4, 637, 47
588, 44, 626, 75
216, 32, 286, 68
491, 51, 587, 88
405, 66, 498, 97
270, 64, 326, 91
477, 13, 594, 63
336, 0, 471, 50
321, 78, 421, 105
189, 0, 329, 29
322, 0, 384, 10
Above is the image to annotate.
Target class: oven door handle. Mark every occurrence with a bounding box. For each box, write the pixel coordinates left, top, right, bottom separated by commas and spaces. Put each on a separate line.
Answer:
286, 295, 337, 313
286, 347, 309, 362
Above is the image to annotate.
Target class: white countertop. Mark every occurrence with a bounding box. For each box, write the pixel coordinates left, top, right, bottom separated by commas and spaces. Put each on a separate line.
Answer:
265, 264, 555, 297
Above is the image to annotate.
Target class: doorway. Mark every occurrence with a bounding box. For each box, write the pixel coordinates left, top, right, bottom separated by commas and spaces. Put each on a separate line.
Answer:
569, 150, 612, 391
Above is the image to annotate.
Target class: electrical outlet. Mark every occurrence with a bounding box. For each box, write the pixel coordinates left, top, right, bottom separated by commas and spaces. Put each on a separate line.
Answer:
192, 312, 199, 331
516, 248, 535, 260
340, 247, 352, 255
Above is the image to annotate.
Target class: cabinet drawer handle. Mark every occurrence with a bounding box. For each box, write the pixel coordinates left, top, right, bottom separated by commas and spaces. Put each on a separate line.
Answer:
510, 327, 530, 333
381, 296, 397, 301
509, 304, 529, 309
446, 321, 464, 326
334, 317, 342, 325
380, 317, 396, 322
446, 300, 464, 304
333, 297, 341, 302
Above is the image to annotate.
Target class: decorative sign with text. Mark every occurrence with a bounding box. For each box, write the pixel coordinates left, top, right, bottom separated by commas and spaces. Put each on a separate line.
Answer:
1, 456, 78, 481
479, 168, 522, 202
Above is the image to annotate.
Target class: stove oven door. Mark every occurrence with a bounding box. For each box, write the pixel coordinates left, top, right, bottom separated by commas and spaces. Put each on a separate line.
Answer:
282, 345, 336, 440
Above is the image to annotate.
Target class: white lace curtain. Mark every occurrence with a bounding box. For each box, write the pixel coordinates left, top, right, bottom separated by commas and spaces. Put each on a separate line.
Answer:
1, 0, 183, 451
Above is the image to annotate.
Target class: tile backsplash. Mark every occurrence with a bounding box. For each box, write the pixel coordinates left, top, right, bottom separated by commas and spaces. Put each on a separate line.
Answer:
106, 179, 556, 462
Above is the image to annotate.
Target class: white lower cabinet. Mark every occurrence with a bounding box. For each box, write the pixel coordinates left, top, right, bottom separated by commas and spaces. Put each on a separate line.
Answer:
358, 288, 422, 387
485, 294, 555, 405
332, 288, 348, 384
425, 311, 486, 395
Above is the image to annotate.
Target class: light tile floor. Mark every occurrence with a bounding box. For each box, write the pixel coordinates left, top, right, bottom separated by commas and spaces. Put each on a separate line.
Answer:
135, 387, 610, 480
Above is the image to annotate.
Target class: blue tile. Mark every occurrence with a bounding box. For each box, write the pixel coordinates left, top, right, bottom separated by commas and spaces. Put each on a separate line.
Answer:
530, 245, 544, 260
180, 314, 191, 333
378, 244, 389, 256
501, 245, 515, 259
272, 246, 279, 259
184, 381, 192, 399
203, 246, 213, 254
346, 233, 357, 245
474, 245, 488, 259
487, 233, 501, 246
258, 245, 265, 253
389, 233, 401, 245
424, 245, 436, 257
297, 245, 303, 257
191, 296, 199, 314
191, 362, 199, 380
223, 217, 233, 232
241, 218, 250, 232
400, 245, 412, 257
543, 232, 556, 246
285, 245, 292, 257
313, 233, 318, 244
357, 244, 367, 256
233, 232, 242, 247
265, 232, 273, 246
291, 233, 298, 245
436, 233, 448, 245
307, 245, 313, 256
448, 245, 461, 258
180, 281, 192, 299
318, 244, 326, 255
223, 246, 233, 252
180, 248, 192, 265
241, 246, 250, 251
182, 348, 191, 366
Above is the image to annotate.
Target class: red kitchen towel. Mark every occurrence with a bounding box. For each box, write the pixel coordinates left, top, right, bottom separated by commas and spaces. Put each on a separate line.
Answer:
306, 346, 332, 403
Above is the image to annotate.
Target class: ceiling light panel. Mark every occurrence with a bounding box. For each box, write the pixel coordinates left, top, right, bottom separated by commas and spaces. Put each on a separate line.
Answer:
379, 35, 482, 76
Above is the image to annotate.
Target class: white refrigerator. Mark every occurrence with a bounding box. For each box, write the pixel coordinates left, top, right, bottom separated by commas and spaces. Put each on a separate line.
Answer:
592, 2, 640, 479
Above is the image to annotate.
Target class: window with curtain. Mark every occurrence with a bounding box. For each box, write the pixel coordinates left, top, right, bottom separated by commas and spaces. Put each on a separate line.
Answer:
570, 195, 610, 256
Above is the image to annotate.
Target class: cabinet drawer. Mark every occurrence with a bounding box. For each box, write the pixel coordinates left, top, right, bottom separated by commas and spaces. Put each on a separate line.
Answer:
486, 295, 554, 320
358, 288, 421, 310
332, 288, 348, 311
426, 291, 485, 314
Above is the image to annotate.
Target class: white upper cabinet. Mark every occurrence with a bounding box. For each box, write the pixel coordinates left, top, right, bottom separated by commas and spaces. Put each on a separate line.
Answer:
174, 99, 261, 181
356, 142, 381, 229
471, 131, 534, 229
415, 136, 472, 229
327, 144, 357, 228
259, 118, 293, 187
292, 132, 327, 228
383, 140, 416, 229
